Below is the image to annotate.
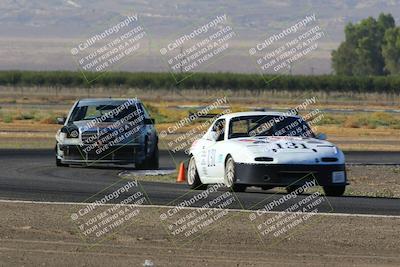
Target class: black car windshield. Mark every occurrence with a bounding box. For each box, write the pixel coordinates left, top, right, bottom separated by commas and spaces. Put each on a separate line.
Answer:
69, 103, 141, 122
228, 115, 314, 139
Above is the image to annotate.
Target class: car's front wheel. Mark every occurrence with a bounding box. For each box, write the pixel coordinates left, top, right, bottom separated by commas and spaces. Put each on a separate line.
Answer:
261, 185, 274, 190
323, 185, 346, 196
187, 156, 207, 190
55, 144, 69, 167
286, 185, 305, 194
224, 156, 246, 192
56, 157, 69, 167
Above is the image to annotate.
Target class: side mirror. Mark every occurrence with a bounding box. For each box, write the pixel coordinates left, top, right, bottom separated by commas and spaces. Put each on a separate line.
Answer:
57, 117, 66, 125
316, 133, 327, 140
207, 131, 218, 142
144, 118, 155, 125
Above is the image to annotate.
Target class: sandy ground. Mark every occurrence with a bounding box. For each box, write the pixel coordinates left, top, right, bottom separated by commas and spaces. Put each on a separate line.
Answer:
346, 166, 400, 198
0, 202, 399, 267
124, 165, 400, 199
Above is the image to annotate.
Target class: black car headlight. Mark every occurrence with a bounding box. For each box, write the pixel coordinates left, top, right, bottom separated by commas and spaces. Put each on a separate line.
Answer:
68, 129, 79, 138
61, 126, 79, 138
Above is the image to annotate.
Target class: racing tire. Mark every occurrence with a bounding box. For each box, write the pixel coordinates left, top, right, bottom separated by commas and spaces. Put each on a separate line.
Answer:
56, 157, 69, 167
187, 156, 207, 190
224, 156, 246, 192
261, 186, 274, 191
147, 143, 159, 170
55, 144, 69, 167
286, 185, 305, 194
135, 161, 146, 170
323, 185, 346, 197
136, 143, 159, 170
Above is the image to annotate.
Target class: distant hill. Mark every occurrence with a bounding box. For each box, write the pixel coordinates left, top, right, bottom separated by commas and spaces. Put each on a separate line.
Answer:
0, 0, 399, 74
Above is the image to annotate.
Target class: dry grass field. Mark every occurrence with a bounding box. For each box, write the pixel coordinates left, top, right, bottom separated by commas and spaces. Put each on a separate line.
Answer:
0, 86, 399, 150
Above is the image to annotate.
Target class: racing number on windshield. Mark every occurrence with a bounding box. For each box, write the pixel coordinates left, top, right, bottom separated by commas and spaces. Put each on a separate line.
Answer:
207, 149, 216, 167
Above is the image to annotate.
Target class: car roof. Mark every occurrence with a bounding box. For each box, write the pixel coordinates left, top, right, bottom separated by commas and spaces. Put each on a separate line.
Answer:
77, 98, 140, 106
218, 111, 301, 120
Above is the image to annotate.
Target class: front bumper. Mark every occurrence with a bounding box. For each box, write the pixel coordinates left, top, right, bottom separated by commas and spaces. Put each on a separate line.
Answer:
234, 163, 347, 187
58, 144, 139, 164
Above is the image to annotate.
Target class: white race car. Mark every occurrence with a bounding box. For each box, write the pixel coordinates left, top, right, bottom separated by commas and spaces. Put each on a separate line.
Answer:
187, 111, 347, 196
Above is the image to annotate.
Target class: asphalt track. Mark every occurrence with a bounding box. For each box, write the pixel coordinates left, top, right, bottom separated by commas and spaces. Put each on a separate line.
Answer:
0, 149, 399, 215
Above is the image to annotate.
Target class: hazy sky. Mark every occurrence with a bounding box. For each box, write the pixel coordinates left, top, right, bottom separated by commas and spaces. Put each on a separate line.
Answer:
0, 0, 398, 74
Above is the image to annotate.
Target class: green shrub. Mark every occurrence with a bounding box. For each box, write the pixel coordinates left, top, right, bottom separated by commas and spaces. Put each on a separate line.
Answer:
343, 112, 400, 129
316, 114, 345, 125
144, 104, 170, 123
1, 113, 13, 123
14, 111, 36, 120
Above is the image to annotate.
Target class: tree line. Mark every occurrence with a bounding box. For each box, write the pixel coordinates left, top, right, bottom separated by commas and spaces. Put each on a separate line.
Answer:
332, 13, 400, 76
0, 70, 399, 93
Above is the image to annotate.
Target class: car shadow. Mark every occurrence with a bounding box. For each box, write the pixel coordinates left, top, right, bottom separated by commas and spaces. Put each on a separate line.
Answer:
232, 187, 399, 200
69, 164, 174, 172
69, 164, 136, 170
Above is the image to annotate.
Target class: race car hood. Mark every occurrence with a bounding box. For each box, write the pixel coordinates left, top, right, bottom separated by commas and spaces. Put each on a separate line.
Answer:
226, 136, 345, 164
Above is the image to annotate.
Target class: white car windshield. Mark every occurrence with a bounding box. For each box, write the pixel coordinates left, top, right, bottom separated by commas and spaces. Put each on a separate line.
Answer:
228, 115, 314, 139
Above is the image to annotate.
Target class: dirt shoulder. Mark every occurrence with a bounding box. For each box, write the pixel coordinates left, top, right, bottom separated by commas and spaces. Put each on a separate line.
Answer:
123, 165, 400, 199
0, 202, 399, 267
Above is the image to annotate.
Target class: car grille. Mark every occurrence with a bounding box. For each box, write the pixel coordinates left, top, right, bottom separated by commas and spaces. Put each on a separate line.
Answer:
62, 145, 135, 161
81, 130, 123, 145
81, 132, 98, 144
278, 171, 315, 183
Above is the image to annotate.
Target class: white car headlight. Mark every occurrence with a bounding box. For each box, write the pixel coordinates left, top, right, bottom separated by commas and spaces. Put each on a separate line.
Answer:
59, 132, 66, 141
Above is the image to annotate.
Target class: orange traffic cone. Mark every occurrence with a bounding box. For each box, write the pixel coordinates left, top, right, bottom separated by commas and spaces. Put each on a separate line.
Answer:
176, 162, 186, 183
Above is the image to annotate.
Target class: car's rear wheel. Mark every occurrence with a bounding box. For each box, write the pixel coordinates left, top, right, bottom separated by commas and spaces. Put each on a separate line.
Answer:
187, 156, 207, 190
323, 185, 346, 196
136, 143, 159, 170
147, 143, 159, 170
224, 156, 246, 192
